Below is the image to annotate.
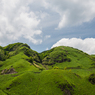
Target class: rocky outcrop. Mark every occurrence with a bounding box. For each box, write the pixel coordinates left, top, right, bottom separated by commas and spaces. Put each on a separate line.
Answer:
1, 68, 17, 75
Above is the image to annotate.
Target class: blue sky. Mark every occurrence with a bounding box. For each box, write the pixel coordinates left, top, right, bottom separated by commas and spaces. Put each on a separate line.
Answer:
0, 0, 95, 54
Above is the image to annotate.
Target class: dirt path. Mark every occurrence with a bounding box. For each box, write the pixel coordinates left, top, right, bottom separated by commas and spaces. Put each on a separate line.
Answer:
33, 63, 42, 69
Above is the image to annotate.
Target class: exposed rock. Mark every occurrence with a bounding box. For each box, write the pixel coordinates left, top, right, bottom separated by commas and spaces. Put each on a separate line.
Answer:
1, 68, 17, 75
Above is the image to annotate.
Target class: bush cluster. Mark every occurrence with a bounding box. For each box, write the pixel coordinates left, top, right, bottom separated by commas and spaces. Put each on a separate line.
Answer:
88, 73, 95, 84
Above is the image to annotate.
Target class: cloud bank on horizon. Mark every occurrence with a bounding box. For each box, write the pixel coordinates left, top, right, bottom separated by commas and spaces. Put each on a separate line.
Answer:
51, 38, 95, 54
0, 0, 95, 54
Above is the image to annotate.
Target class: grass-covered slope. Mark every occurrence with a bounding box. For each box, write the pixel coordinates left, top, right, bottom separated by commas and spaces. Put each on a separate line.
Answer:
0, 43, 95, 95
40, 46, 94, 69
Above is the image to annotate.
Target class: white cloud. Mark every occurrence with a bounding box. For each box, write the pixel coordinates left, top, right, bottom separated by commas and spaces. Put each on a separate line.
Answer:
0, 0, 42, 45
46, 47, 49, 50
45, 35, 51, 39
51, 38, 95, 54
43, 0, 95, 29
0, 0, 95, 46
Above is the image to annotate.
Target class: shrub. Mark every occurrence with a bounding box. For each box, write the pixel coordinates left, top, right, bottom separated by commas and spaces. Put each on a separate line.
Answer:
24, 49, 31, 57
39, 67, 44, 71
88, 73, 95, 84
0, 49, 9, 61
64, 67, 67, 70
54, 66, 59, 69
58, 83, 75, 94
4, 43, 23, 51
28, 57, 33, 63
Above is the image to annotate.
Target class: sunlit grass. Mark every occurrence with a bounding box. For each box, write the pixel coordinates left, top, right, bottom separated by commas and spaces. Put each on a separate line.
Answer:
0, 43, 95, 95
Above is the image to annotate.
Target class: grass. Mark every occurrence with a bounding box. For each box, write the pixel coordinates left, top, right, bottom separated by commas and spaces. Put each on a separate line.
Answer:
1, 70, 95, 95
0, 90, 7, 95
40, 46, 94, 70
0, 43, 95, 95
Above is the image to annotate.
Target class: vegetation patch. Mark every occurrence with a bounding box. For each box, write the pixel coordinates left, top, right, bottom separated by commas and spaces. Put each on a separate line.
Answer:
4, 43, 23, 51
6, 81, 21, 91
66, 66, 82, 69
88, 73, 95, 84
42, 50, 71, 65
0, 49, 9, 61
73, 73, 81, 79
0, 63, 3, 67
91, 63, 95, 65
0, 90, 7, 95
58, 83, 75, 95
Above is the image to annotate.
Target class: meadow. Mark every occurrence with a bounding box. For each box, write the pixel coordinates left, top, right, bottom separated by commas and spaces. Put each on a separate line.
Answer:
0, 43, 95, 95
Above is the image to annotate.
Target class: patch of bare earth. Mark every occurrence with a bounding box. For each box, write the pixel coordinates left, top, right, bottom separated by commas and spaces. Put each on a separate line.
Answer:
1, 68, 17, 74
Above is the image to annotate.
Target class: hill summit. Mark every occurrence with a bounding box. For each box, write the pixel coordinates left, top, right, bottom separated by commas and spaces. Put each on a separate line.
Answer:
0, 42, 95, 95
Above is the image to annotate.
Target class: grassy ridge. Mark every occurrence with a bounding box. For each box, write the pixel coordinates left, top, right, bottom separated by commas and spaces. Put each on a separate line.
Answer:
40, 46, 94, 70
0, 43, 95, 95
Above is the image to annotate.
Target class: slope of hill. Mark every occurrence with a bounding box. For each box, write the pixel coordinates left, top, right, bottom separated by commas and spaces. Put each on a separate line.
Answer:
0, 43, 95, 95
40, 46, 94, 70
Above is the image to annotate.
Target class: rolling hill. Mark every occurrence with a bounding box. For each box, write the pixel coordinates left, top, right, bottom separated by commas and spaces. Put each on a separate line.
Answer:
0, 42, 95, 95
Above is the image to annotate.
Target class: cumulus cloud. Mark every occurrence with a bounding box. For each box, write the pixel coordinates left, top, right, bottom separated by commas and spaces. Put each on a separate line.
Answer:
43, 0, 95, 29
0, 0, 95, 46
51, 38, 95, 54
0, 0, 42, 45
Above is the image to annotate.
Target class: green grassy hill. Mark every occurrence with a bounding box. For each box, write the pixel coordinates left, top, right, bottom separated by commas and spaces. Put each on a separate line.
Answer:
0, 43, 95, 95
